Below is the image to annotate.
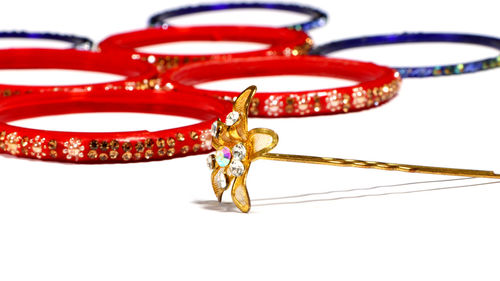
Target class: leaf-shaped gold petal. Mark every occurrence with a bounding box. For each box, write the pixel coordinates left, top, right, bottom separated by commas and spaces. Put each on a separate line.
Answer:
231, 172, 251, 213
228, 85, 257, 141
248, 128, 279, 160
211, 167, 227, 202
233, 85, 256, 117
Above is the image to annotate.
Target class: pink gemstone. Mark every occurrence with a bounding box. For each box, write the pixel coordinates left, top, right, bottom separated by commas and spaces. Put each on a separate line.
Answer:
215, 146, 231, 167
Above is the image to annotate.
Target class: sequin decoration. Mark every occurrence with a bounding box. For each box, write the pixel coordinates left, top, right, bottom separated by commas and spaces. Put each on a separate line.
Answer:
29, 135, 46, 159
4, 132, 22, 155
63, 138, 85, 161
264, 95, 284, 117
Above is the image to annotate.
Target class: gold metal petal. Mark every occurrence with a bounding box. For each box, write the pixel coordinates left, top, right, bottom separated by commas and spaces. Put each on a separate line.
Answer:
211, 167, 226, 202
231, 172, 251, 213
230, 85, 257, 141
248, 128, 279, 160
233, 85, 256, 118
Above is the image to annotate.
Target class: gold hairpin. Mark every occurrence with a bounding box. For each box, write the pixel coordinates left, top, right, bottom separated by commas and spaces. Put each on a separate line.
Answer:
206, 86, 500, 213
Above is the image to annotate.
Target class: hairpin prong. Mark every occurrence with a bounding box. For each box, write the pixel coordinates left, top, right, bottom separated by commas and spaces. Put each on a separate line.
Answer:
258, 153, 500, 179
207, 86, 500, 213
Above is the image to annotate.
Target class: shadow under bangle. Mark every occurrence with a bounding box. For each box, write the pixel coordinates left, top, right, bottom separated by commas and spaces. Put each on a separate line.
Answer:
166, 56, 401, 117
207, 86, 500, 213
310, 32, 500, 78
98, 26, 312, 72
148, 2, 327, 32
0, 48, 164, 97
0, 31, 93, 50
0, 90, 232, 163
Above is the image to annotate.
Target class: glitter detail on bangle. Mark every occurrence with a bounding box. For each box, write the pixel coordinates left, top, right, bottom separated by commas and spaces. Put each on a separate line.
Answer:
63, 138, 84, 161
311, 32, 500, 78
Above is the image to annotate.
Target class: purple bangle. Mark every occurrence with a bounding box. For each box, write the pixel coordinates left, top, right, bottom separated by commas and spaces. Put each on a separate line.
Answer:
0, 31, 93, 50
148, 2, 327, 31
310, 32, 500, 78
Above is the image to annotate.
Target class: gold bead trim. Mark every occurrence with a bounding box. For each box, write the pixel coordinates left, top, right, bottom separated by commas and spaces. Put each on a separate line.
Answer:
261, 78, 401, 116
1, 129, 210, 161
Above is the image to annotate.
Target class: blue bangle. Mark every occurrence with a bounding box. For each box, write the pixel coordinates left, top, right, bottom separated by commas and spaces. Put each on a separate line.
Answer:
148, 2, 327, 31
310, 32, 500, 78
0, 31, 93, 50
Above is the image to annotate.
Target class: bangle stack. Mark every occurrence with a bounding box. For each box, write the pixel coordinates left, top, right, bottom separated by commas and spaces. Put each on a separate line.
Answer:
1, 0, 499, 208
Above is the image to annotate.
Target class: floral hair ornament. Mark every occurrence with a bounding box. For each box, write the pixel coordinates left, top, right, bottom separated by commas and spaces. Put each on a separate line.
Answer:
207, 86, 500, 213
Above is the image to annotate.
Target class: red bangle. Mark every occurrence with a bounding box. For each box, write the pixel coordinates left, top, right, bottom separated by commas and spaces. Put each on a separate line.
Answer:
0, 90, 232, 163
98, 26, 312, 72
0, 48, 163, 97
166, 56, 401, 117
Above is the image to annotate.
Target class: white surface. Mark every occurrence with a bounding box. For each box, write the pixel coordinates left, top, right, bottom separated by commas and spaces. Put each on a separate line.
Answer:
1, 1, 500, 280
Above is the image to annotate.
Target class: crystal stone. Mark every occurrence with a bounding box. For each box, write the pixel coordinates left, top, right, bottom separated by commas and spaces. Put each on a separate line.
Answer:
211, 121, 219, 137
232, 143, 246, 160
225, 111, 240, 126
229, 160, 245, 177
215, 169, 227, 189
206, 153, 215, 170
215, 147, 231, 167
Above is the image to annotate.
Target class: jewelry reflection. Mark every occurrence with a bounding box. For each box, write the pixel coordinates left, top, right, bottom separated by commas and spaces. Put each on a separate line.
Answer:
195, 178, 500, 212
206, 86, 500, 213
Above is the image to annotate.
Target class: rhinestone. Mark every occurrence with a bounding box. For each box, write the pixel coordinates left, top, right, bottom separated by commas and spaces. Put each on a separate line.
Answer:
192, 143, 201, 152
215, 169, 228, 189
110, 140, 120, 150
167, 148, 175, 157
145, 138, 154, 148
206, 153, 216, 170
21, 137, 29, 147
48, 139, 57, 150
147, 55, 156, 63
122, 142, 131, 151
232, 143, 246, 160
215, 147, 231, 167
181, 145, 189, 154
135, 142, 145, 152
190, 131, 199, 140
225, 111, 239, 126
134, 152, 141, 160
176, 133, 185, 142
250, 98, 260, 115
156, 138, 166, 148
109, 150, 119, 159
229, 160, 245, 177
122, 151, 132, 161
158, 148, 167, 156
211, 121, 220, 137
50, 150, 57, 158
167, 137, 175, 147
145, 149, 154, 159
89, 140, 98, 150
99, 153, 109, 161
87, 150, 98, 159
100, 141, 109, 151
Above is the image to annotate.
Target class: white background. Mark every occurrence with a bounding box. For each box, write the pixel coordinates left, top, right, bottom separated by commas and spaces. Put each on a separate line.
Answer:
1, 0, 500, 280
